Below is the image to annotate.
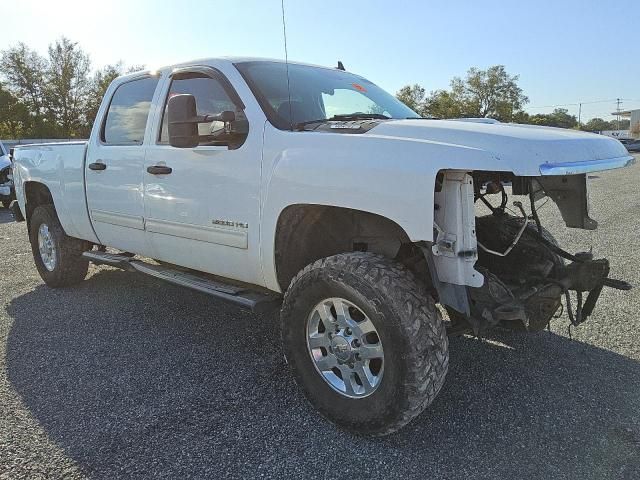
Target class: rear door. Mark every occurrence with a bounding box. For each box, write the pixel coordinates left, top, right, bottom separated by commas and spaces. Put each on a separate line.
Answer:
85, 75, 160, 254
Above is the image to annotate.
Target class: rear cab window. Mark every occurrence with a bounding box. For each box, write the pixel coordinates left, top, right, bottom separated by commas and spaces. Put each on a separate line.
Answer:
101, 77, 160, 145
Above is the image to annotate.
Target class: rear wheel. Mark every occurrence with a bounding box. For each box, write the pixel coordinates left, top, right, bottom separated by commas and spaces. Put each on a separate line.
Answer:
29, 205, 90, 287
281, 252, 448, 436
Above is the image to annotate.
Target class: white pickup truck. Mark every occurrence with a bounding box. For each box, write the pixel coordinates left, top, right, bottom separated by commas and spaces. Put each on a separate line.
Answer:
12, 57, 634, 435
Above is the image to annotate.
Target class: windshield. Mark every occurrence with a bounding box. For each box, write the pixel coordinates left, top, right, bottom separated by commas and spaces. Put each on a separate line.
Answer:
235, 61, 418, 130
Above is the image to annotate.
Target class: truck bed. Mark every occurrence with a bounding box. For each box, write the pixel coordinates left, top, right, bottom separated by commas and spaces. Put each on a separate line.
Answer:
13, 141, 98, 243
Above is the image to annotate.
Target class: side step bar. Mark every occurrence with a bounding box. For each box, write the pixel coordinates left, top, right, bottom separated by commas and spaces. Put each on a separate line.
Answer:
83, 251, 282, 314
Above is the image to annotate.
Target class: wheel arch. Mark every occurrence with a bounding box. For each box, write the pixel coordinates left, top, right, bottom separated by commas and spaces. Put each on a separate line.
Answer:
272, 203, 428, 292
23, 181, 55, 228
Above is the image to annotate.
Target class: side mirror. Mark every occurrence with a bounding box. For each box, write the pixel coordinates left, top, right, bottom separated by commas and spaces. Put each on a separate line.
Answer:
168, 94, 199, 148
168, 94, 243, 148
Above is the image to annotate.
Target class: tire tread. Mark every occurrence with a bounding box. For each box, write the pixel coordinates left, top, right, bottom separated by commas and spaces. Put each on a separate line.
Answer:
282, 252, 449, 436
29, 204, 89, 287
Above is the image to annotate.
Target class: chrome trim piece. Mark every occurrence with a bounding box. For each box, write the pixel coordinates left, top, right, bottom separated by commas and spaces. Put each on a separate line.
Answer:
82, 251, 282, 313
145, 217, 248, 249
539, 155, 635, 176
91, 209, 145, 230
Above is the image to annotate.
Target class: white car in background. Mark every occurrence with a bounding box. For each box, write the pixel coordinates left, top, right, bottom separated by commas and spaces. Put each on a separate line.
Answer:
0, 141, 15, 209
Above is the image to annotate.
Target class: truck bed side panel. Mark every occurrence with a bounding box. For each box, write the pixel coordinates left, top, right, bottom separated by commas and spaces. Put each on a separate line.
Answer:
14, 142, 99, 243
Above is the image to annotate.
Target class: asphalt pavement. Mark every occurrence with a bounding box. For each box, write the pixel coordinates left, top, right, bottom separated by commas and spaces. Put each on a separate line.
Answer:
1, 156, 639, 479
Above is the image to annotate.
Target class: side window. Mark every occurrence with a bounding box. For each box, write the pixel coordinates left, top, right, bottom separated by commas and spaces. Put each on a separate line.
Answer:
159, 74, 238, 143
102, 77, 159, 145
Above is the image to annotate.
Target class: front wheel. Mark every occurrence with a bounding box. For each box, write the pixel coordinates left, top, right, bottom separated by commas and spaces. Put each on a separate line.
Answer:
281, 252, 449, 436
29, 205, 90, 287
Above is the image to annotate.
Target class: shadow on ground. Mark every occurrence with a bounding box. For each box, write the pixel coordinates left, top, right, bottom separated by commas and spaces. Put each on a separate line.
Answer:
6, 269, 640, 479
0, 209, 15, 224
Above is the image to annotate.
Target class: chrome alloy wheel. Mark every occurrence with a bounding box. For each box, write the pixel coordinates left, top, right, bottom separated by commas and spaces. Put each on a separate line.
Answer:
306, 297, 384, 398
37, 223, 57, 272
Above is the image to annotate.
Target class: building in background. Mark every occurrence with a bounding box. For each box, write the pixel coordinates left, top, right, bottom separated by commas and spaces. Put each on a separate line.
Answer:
600, 129, 631, 140
612, 109, 640, 139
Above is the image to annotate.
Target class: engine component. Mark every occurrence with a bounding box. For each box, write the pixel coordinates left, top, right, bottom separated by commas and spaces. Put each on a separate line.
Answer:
461, 213, 566, 332
476, 201, 528, 257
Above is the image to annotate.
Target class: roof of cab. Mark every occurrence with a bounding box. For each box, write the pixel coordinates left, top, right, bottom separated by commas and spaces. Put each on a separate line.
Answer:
114, 56, 340, 83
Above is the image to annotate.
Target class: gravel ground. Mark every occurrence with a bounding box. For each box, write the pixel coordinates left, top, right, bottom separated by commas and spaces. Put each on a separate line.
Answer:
1, 157, 639, 480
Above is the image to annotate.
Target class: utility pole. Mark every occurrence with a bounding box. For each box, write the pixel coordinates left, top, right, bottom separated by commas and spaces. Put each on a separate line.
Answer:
616, 98, 622, 131
578, 103, 582, 127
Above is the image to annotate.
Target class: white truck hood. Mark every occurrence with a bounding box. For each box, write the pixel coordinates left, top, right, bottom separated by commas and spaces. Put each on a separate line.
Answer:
367, 119, 634, 176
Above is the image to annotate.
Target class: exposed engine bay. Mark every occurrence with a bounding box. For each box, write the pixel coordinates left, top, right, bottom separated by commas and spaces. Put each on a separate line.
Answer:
424, 170, 631, 335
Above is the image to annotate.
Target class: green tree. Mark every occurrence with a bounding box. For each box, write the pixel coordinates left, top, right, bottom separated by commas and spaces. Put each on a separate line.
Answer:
0, 84, 31, 137
529, 108, 577, 129
0, 43, 48, 136
512, 110, 531, 124
45, 37, 92, 137
581, 117, 611, 131
397, 65, 528, 121
422, 89, 464, 119
448, 65, 528, 121
396, 84, 426, 114
1, 38, 143, 138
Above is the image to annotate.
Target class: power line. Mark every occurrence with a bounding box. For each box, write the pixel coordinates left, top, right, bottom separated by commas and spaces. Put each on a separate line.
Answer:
527, 98, 632, 109
525, 98, 640, 125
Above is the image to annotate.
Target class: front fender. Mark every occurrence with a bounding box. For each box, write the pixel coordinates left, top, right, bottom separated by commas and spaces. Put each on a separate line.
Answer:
258, 126, 506, 291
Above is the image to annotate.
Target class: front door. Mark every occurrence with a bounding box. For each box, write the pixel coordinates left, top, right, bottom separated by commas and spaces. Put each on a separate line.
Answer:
86, 75, 160, 255
143, 67, 263, 286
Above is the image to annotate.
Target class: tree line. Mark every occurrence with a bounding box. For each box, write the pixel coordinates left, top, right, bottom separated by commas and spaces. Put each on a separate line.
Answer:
395, 65, 629, 131
0, 37, 142, 139
0, 38, 628, 139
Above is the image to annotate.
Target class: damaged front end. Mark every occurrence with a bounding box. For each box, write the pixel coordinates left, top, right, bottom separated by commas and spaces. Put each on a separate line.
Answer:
422, 170, 632, 336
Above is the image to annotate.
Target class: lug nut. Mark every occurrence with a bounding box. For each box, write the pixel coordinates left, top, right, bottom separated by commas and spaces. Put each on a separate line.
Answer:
345, 328, 352, 336
352, 339, 360, 348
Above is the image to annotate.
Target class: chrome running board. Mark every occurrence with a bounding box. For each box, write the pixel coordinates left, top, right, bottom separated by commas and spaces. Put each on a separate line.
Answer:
83, 251, 281, 314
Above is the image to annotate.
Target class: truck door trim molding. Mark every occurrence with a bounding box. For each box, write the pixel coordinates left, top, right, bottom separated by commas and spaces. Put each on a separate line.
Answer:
90, 209, 145, 230
145, 217, 248, 249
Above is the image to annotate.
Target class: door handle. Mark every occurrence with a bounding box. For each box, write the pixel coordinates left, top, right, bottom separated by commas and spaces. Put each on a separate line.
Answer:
88, 162, 107, 171
147, 165, 173, 175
